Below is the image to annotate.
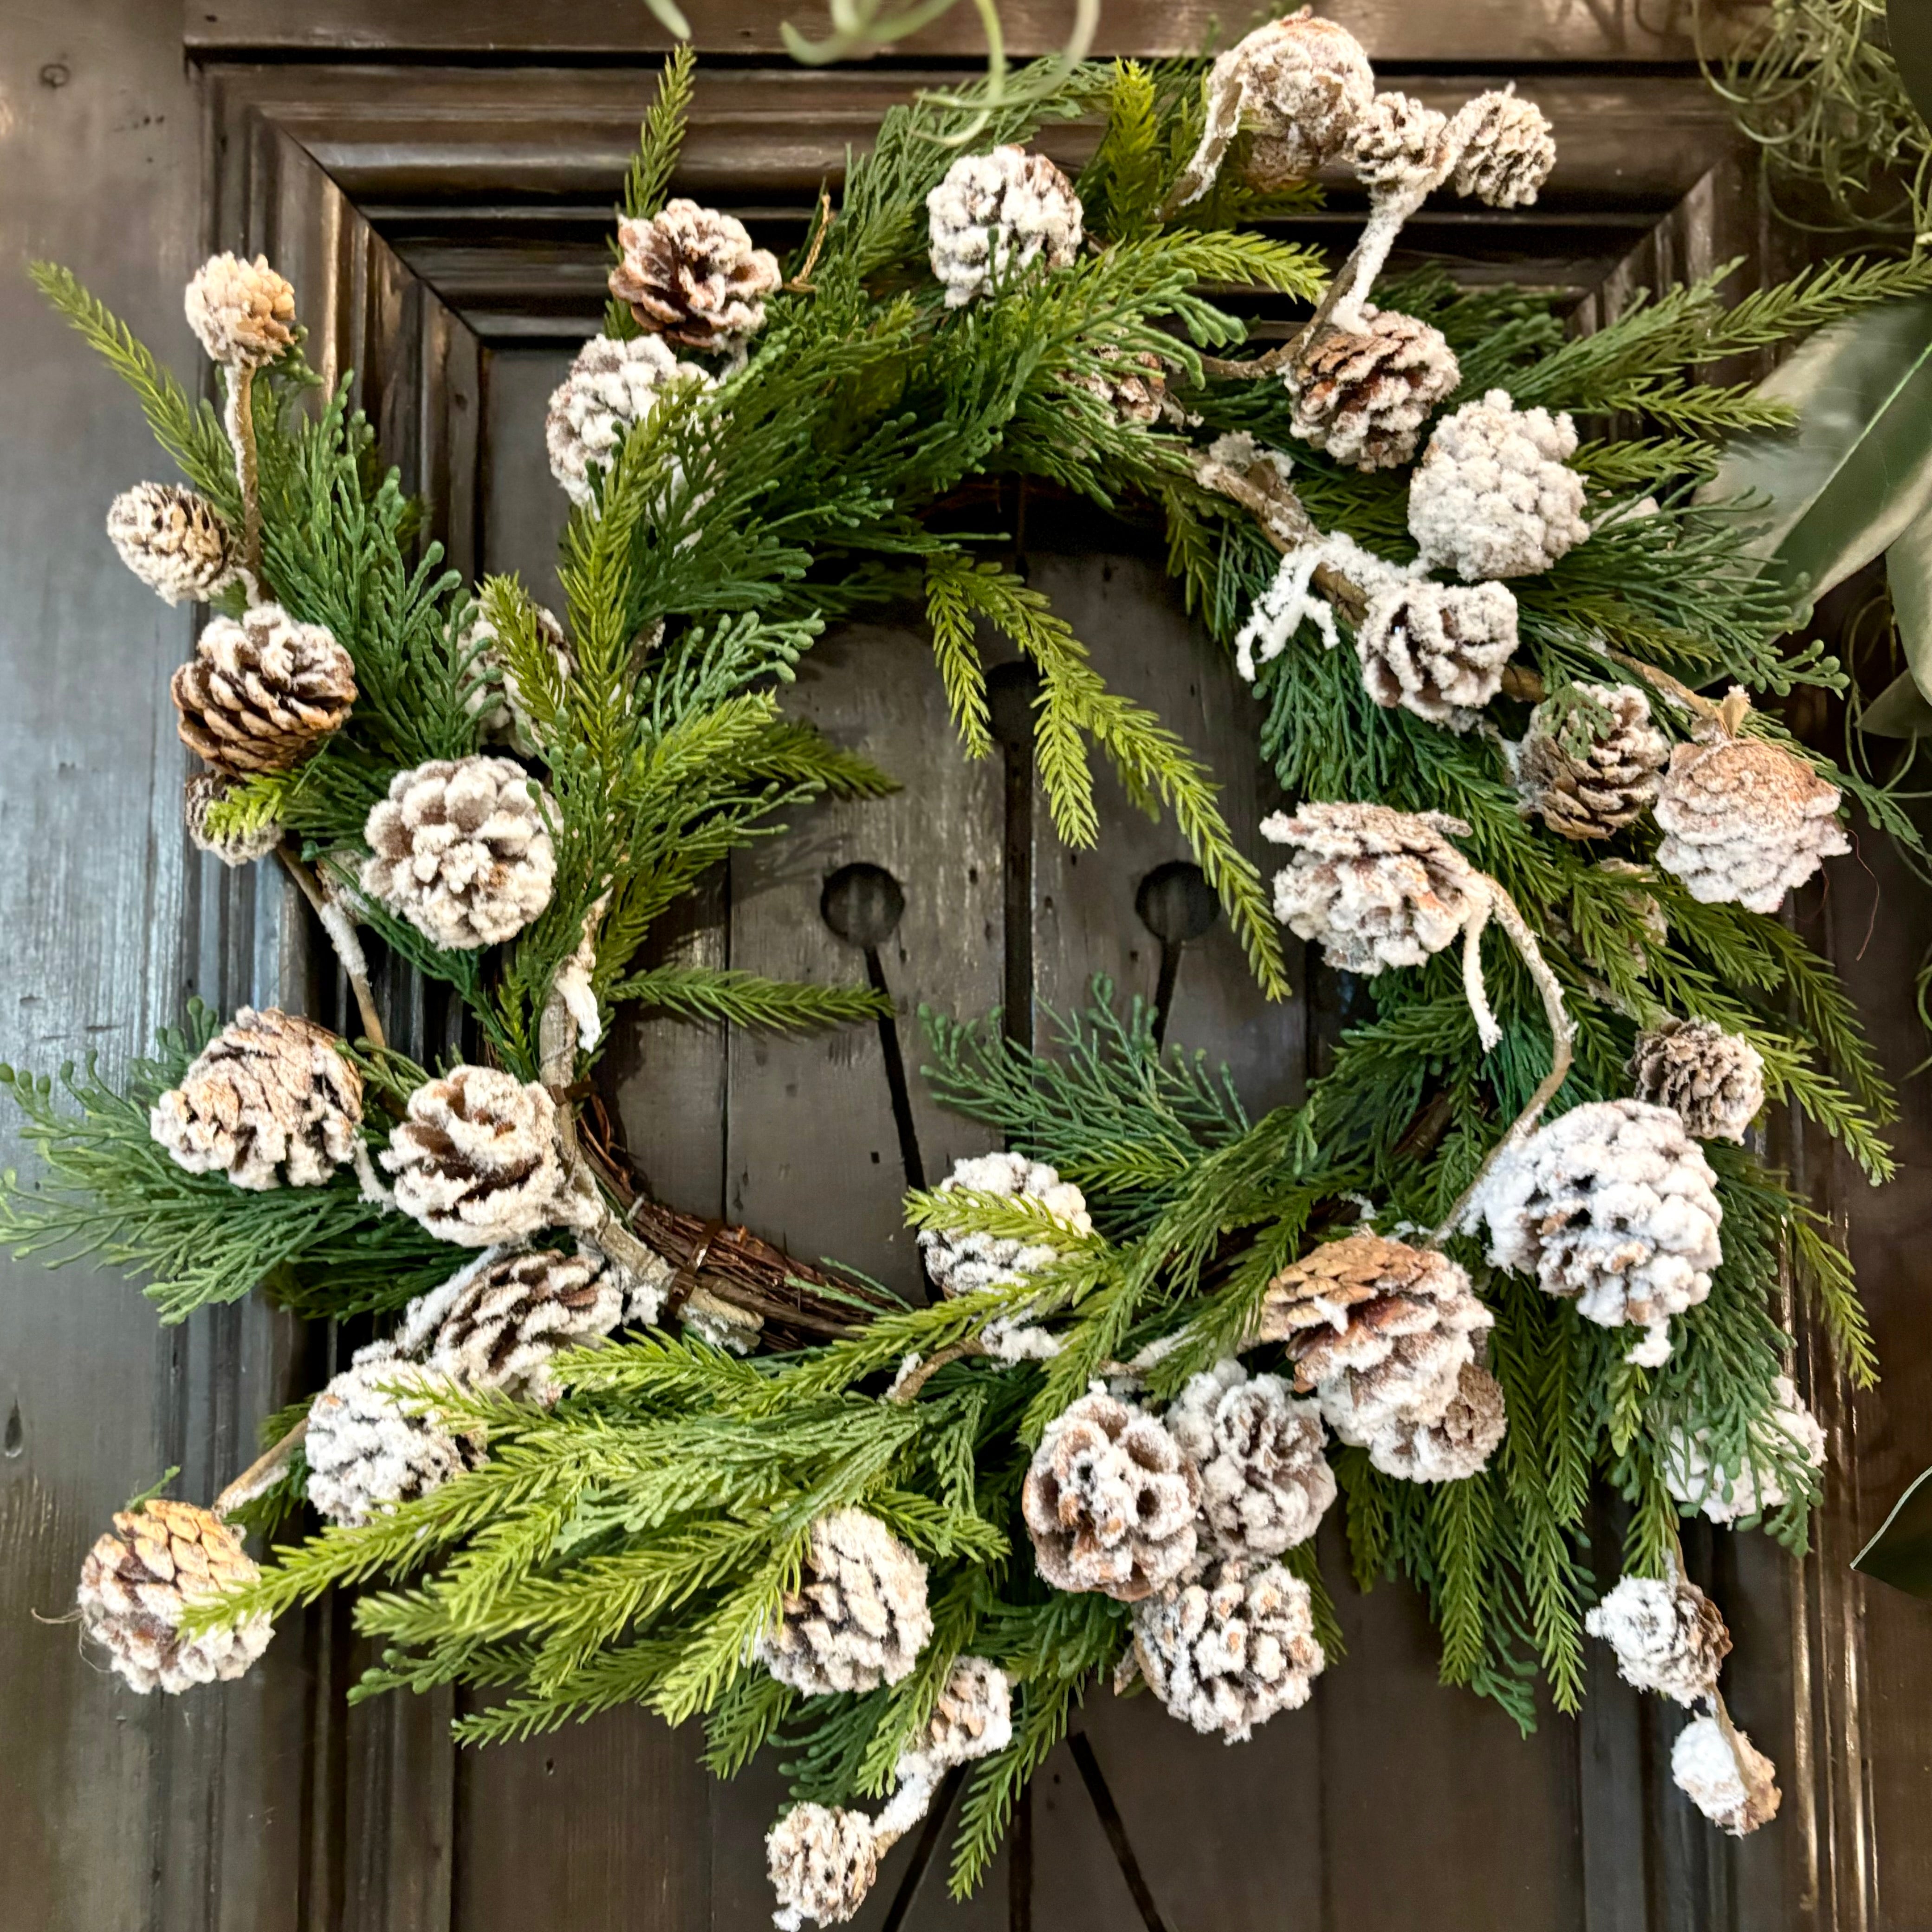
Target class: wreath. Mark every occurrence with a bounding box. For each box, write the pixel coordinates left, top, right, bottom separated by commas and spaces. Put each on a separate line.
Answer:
10, 21, 1927, 1921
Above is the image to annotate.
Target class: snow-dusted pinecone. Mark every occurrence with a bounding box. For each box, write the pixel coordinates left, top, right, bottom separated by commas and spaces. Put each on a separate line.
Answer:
1585, 1568, 1732, 1706
1629, 1018, 1766, 1144
1673, 1715, 1781, 1836
919, 1657, 1013, 1769
1260, 801, 1484, 974
183, 772, 281, 868
1662, 1374, 1826, 1524
1355, 578, 1517, 726
927, 145, 1083, 308
360, 755, 556, 950
1653, 729, 1849, 914
1407, 389, 1589, 580
544, 332, 713, 508
305, 1347, 481, 1527
150, 1006, 362, 1191
1132, 1556, 1324, 1743
77, 1498, 272, 1694
1517, 682, 1668, 840
461, 604, 575, 758
755, 1509, 933, 1696
1448, 88, 1558, 208
767, 1804, 878, 1931
171, 603, 357, 776
609, 200, 781, 350
1164, 1360, 1335, 1558
1021, 1389, 1199, 1601
1285, 305, 1459, 471
1065, 348, 1167, 425
382, 1065, 567, 1247
108, 483, 236, 605
185, 252, 297, 367
1364, 1360, 1508, 1482
1348, 91, 1452, 193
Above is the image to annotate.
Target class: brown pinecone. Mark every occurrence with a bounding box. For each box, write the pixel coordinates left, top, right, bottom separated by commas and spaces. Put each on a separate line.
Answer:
921, 1657, 1013, 1768
1065, 348, 1167, 426
755, 1508, 934, 1696
1447, 88, 1557, 209
183, 772, 281, 868
1164, 1360, 1334, 1558
171, 603, 357, 776
1348, 91, 1452, 193
185, 253, 297, 368
1629, 1018, 1766, 1144
1286, 306, 1459, 471
1585, 1567, 1732, 1706
108, 483, 236, 605
1518, 683, 1668, 841
766, 1803, 879, 1931
1673, 1716, 1781, 1836
1355, 578, 1518, 725
1365, 1359, 1508, 1482
77, 1498, 272, 1694
609, 199, 782, 350
1021, 1389, 1199, 1601
381, 1065, 567, 1247
150, 1005, 363, 1191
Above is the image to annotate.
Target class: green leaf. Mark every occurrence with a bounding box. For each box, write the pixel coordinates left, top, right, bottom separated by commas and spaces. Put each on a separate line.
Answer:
1853, 1464, 1932, 1597
1887, 501, 1932, 714
1860, 666, 1932, 736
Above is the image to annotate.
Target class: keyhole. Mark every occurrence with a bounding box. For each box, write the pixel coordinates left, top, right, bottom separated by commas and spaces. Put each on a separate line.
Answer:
1136, 861, 1219, 1047
3, 1402, 21, 1458
821, 863, 925, 1193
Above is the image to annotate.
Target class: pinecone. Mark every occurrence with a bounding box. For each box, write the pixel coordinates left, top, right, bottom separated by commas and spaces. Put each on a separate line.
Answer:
1021, 1388, 1199, 1601
360, 755, 557, 951
183, 772, 281, 868
1662, 1374, 1825, 1524
77, 1498, 272, 1694
1348, 91, 1452, 193
1365, 1359, 1506, 1481
1285, 305, 1460, 472
755, 1508, 934, 1696
1448, 88, 1558, 209
462, 605, 575, 758
1585, 1568, 1732, 1706
927, 145, 1084, 308
1164, 1359, 1335, 1558
1355, 578, 1518, 726
1517, 682, 1669, 840
1407, 388, 1590, 581
150, 1005, 362, 1191
1629, 1018, 1766, 1144
1065, 348, 1167, 426
1132, 1556, 1325, 1743
107, 483, 236, 605
382, 1065, 567, 1247
609, 200, 782, 350
1255, 1232, 1495, 1441
170, 603, 357, 776
767, 1804, 878, 1931
305, 1347, 481, 1527
184, 252, 297, 367
1672, 1715, 1781, 1837
918, 1657, 1013, 1769
544, 332, 713, 509
1653, 729, 1849, 914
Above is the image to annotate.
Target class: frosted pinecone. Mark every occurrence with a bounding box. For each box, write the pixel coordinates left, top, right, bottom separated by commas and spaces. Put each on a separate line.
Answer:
151, 1006, 362, 1191
1133, 1556, 1325, 1743
756, 1509, 933, 1696
1630, 1018, 1766, 1144
544, 333, 712, 509
1065, 348, 1167, 425
927, 145, 1083, 308
1662, 1374, 1826, 1524
107, 483, 236, 605
77, 1498, 272, 1694
1654, 728, 1849, 914
609, 200, 781, 350
185, 252, 297, 367
382, 1066, 566, 1247
461, 604, 574, 758
360, 755, 556, 951
1022, 1388, 1199, 1601
171, 603, 357, 776
767, 1804, 878, 1931
183, 772, 281, 868
1448, 88, 1558, 208
1164, 1360, 1335, 1559
1673, 1715, 1781, 1836
914, 1657, 1013, 1771
1364, 1360, 1508, 1482
1355, 578, 1518, 726
1407, 389, 1590, 581
1348, 91, 1452, 193
1517, 683, 1669, 840
1585, 1568, 1732, 1706
1285, 305, 1460, 471
305, 1347, 481, 1526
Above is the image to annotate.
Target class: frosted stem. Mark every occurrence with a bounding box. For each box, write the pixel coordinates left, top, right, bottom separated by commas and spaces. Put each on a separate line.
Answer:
223, 365, 264, 595
276, 848, 385, 1049
213, 1416, 309, 1519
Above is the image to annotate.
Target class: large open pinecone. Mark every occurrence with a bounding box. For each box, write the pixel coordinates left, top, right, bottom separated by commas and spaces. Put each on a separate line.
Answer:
171, 603, 357, 776
1517, 682, 1668, 840
1585, 1568, 1731, 1705
1286, 305, 1459, 471
1629, 1017, 1766, 1143
184, 252, 296, 367
108, 482, 236, 605
755, 1509, 933, 1696
609, 199, 781, 349
1164, 1360, 1334, 1558
381, 1065, 567, 1246
1355, 578, 1517, 726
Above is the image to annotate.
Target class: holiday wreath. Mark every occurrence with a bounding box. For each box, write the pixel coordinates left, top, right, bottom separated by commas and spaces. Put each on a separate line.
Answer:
8, 20, 1928, 1920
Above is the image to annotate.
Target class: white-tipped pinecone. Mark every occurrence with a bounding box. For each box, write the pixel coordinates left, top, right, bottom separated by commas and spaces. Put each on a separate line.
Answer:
917, 1657, 1014, 1771
1517, 682, 1668, 840
545, 333, 713, 509
77, 1498, 272, 1694
1364, 1360, 1508, 1482
360, 755, 556, 950
108, 483, 236, 605
1662, 1374, 1825, 1524
756, 1508, 934, 1696
1407, 388, 1589, 580
1348, 91, 1452, 193
1133, 1556, 1324, 1743
1585, 1568, 1732, 1705
1630, 1018, 1766, 1143
462, 604, 575, 758
150, 1006, 362, 1191
1165, 1360, 1335, 1558
305, 1347, 481, 1527
382, 1066, 566, 1247
1448, 88, 1558, 208
1022, 1388, 1199, 1601
185, 253, 297, 367
183, 772, 281, 868
1672, 1715, 1781, 1836
767, 1803, 879, 1931
171, 603, 357, 776
1065, 348, 1168, 426
927, 146, 1083, 308
1286, 305, 1460, 471
1355, 578, 1517, 726
609, 200, 781, 350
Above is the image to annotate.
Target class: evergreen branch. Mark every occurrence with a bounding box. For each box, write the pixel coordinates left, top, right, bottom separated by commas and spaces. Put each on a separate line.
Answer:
609, 964, 889, 1032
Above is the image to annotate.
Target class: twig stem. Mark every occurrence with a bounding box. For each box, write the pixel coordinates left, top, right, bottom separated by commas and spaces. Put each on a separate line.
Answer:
214, 1417, 308, 1519
276, 848, 385, 1049
224, 365, 264, 593
889, 1336, 989, 1404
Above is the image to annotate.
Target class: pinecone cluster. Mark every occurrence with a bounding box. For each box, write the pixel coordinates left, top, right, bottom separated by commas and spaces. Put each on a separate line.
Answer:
108, 482, 236, 605
767, 1803, 878, 1932
382, 1065, 567, 1247
1630, 1018, 1766, 1144
1284, 305, 1460, 472
1662, 1374, 1826, 1524
305, 1347, 482, 1527
545, 332, 712, 509
756, 1508, 933, 1696
927, 145, 1084, 308
609, 200, 781, 350
1673, 1715, 1781, 1837
171, 602, 357, 776
1585, 1568, 1732, 1706
1165, 1359, 1334, 1558
1448, 88, 1558, 209
1355, 577, 1518, 726
183, 772, 282, 869
185, 252, 297, 368
1517, 683, 1668, 840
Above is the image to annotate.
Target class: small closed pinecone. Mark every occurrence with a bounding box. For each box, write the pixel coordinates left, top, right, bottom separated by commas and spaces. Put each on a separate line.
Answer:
1365, 1360, 1508, 1482
1448, 88, 1558, 209
609, 200, 781, 350
107, 483, 236, 605
1133, 1556, 1325, 1743
545, 332, 713, 508
1654, 728, 1849, 914
1022, 1388, 1199, 1601
1585, 1568, 1732, 1706
1355, 578, 1518, 726
185, 252, 297, 367
767, 1804, 878, 1932
1517, 683, 1669, 840
918, 1657, 1013, 1770
1065, 348, 1167, 426
1662, 1374, 1826, 1524
927, 145, 1083, 309
462, 605, 574, 758
1348, 91, 1453, 193
1164, 1360, 1335, 1558
360, 755, 556, 951
756, 1509, 934, 1696
1630, 1018, 1766, 1144
305, 1347, 481, 1527
382, 1065, 566, 1247
1407, 389, 1590, 581
171, 603, 357, 776
1673, 1715, 1781, 1837
77, 1498, 272, 1694
1285, 305, 1460, 471
151, 1006, 362, 1191
183, 772, 281, 868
